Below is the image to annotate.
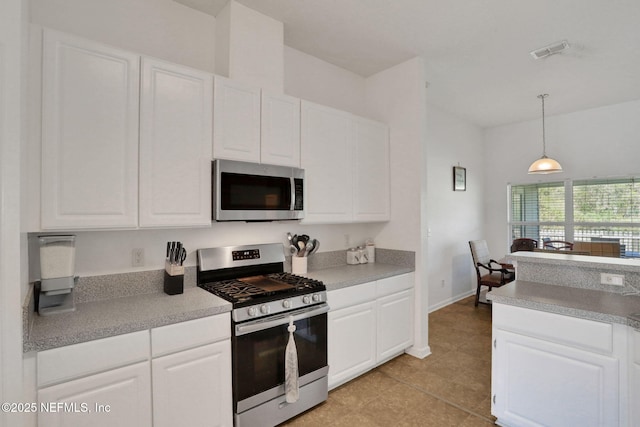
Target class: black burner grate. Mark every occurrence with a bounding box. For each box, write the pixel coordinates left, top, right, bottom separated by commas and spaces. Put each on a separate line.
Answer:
199, 272, 325, 305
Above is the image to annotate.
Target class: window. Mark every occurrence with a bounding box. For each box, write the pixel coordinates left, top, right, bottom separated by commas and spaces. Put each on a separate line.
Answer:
510, 182, 565, 242
573, 178, 640, 257
509, 178, 640, 258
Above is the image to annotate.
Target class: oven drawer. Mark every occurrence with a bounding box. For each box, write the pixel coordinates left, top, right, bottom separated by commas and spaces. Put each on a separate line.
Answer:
152, 313, 230, 357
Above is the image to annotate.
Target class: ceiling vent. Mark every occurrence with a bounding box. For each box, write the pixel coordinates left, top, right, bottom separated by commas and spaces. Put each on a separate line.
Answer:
530, 40, 570, 59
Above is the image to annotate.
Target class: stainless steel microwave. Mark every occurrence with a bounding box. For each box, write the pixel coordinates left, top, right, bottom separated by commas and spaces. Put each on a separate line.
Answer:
213, 159, 304, 221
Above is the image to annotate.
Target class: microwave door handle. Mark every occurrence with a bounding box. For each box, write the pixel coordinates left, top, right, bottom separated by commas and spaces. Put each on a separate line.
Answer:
235, 303, 329, 336
290, 177, 295, 211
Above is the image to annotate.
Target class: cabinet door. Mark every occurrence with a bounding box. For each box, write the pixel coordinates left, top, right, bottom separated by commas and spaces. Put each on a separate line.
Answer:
327, 301, 376, 389
301, 101, 353, 224
41, 29, 139, 229
152, 341, 232, 427
261, 92, 300, 167
492, 328, 619, 427
213, 76, 261, 163
352, 117, 390, 222
139, 58, 213, 227
377, 289, 413, 362
38, 362, 151, 427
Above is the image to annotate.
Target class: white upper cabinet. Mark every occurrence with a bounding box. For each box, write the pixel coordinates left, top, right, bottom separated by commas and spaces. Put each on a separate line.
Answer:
301, 101, 390, 224
261, 92, 301, 167
41, 29, 140, 229
213, 76, 261, 163
213, 77, 301, 167
139, 58, 213, 227
353, 117, 390, 222
301, 101, 353, 223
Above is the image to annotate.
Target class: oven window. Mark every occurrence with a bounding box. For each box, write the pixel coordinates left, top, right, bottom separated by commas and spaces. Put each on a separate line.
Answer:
233, 313, 327, 404
221, 172, 291, 210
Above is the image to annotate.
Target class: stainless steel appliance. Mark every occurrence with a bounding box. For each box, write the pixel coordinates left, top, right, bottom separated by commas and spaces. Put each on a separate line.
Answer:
212, 159, 304, 221
197, 243, 328, 427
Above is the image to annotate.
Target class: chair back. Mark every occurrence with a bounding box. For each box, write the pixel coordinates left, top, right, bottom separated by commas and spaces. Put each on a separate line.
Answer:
469, 240, 491, 267
511, 238, 538, 252
543, 240, 574, 251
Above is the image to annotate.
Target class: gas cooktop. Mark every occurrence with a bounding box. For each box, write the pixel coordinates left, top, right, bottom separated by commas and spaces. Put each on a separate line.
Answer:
199, 272, 325, 307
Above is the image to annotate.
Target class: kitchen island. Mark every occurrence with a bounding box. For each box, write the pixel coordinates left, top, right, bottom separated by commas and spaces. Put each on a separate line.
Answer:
487, 252, 640, 427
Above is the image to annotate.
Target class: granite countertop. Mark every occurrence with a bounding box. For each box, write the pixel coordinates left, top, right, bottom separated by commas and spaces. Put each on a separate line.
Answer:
24, 287, 231, 352
487, 280, 640, 330
24, 250, 415, 353
304, 263, 414, 291
507, 251, 640, 272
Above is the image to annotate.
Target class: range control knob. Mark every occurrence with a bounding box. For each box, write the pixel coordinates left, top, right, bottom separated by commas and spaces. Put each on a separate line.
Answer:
248, 307, 258, 317
302, 295, 311, 304
260, 304, 270, 314
282, 300, 292, 309
312, 294, 321, 302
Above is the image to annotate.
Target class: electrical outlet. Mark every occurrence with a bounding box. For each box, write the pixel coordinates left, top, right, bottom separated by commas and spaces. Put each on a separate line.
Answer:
344, 234, 351, 247
132, 248, 144, 267
600, 273, 624, 286
441, 279, 445, 288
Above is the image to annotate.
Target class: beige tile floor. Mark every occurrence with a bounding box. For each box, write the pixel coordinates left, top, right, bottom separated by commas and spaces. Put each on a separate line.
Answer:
282, 295, 496, 426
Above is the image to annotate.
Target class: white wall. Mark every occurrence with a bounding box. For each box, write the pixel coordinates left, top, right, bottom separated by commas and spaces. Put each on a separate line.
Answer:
216, 1, 284, 92
25, 0, 383, 282
365, 57, 430, 358
483, 99, 640, 257
30, 0, 216, 72
1, 0, 27, 423
426, 103, 484, 311
284, 46, 367, 117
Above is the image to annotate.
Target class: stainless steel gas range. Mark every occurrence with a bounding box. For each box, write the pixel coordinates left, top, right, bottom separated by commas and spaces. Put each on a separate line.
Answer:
197, 243, 328, 427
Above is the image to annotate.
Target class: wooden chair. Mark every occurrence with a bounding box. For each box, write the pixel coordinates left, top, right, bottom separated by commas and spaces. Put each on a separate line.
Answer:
469, 240, 515, 307
510, 238, 538, 252
543, 240, 574, 251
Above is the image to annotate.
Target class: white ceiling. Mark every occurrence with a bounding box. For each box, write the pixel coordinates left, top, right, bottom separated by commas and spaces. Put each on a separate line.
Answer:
176, 0, 640, 128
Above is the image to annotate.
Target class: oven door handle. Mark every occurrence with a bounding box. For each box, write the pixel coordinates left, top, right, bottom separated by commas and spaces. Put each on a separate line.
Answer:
235, 303, 329, 336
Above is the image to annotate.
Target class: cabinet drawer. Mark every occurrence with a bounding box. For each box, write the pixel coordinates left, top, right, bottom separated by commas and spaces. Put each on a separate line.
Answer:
37, 330, 149, 387
376, 273, 414, 298
327, 282, 376, 311
493, 303, 613, 354
151, 313, 230, 358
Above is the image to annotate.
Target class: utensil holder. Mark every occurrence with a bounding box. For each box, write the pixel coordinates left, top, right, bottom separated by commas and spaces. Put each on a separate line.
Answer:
291, 256, 307, 275
164, 260, 184, 295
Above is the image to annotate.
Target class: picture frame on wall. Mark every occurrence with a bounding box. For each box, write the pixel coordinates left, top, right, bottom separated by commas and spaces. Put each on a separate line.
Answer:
453, 166, 466, 191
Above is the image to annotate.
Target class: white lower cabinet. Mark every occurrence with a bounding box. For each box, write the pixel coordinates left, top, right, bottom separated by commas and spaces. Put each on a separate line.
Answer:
38, 362, 152, 427
152, 341, 232, 427
328, 300, 376, 388
492, 303, 625, 427
36, 314, 232, 427
377, 289, 413, 362
327, 273, 414, 389
151, 315, 232, 427
37, 331, 151, 427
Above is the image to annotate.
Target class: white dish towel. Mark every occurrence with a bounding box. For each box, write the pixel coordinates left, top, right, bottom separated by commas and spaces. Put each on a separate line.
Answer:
285, 316, 299, 403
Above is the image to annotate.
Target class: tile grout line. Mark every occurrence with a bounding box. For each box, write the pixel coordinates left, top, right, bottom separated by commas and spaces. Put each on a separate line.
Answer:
379, 369, 496, 424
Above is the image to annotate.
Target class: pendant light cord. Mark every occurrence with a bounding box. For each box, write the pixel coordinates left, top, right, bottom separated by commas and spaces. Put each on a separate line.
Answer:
539, 94, 548, 157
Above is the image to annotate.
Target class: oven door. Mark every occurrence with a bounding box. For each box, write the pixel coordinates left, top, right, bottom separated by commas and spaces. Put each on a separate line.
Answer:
233, 303, 328, 413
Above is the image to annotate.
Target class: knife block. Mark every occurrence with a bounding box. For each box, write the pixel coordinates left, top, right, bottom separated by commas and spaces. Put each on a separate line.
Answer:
164, 261, 184, 295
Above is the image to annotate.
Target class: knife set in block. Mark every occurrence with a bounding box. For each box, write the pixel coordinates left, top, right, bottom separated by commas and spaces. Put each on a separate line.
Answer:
164, 241, 186, 295
164, 260, 184, 295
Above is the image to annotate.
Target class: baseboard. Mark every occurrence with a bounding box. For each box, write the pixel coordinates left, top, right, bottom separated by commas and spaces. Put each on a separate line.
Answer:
405, 345, 431, 359
428, 289, 474, 313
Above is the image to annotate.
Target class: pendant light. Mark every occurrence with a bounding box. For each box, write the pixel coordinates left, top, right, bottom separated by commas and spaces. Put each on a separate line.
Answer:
528, 94, 563, 174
